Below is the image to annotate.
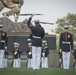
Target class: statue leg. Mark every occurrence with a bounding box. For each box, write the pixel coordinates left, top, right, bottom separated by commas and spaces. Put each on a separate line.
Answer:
2, 1, 20, 18
0, 2, 4, 12
2, 6, 20, 17
13, 11, 20, 22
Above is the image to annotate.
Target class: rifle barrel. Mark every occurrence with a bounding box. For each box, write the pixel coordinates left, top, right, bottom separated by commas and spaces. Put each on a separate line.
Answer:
32, 21, 54, 25
19, 14, 43, 16
40, 22, 54, 25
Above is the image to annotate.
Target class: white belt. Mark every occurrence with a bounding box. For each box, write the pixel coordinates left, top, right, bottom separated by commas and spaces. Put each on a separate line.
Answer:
0, 40, 5, 43
33, 36, 41, 39
62, 42, 70, 44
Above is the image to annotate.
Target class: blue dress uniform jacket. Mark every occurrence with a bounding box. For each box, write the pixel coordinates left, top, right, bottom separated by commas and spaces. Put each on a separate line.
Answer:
0, 31, 8, 49
60, 32, 73, 52
26, 47, 32, 58
12, 48, 22, 59
5, 50, 9, 55
27, 17, 45, 47
41, 47, 49, 57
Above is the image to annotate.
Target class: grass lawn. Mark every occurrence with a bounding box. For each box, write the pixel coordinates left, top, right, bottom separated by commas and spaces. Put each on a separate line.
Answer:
0, 68, 76, 75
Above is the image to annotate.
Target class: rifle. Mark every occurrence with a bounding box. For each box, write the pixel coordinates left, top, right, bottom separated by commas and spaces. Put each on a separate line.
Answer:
11, 56, 14, 68
26, 58, 28, 68
32, 21, 54, 25
19, 14, 43, 16
19, 14, 54, 25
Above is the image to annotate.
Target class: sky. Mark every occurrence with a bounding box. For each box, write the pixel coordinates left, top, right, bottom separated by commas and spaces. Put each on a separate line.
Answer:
0, 0, 76, 34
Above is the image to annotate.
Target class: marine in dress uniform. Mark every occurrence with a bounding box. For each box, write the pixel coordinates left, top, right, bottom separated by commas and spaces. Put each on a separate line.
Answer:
41, 40, 49, 68
26, 41, 32, 68
59, 26, 73, 69
27, 16, 45, 70
0, 24, 8, 68
4, 46, 9, 68
12, 43, 22, 68
0, 0, 24, 22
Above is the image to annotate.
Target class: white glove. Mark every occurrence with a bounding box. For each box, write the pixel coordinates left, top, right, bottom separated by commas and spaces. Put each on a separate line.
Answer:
5, 46, 7, 49
14, 51, 17, 55
28, 52, 32, 55
42, 53, 45, 57
60, 49, 62, 53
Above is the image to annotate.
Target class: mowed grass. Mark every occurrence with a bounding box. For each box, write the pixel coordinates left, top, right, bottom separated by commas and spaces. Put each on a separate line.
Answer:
0, 68, 76, 75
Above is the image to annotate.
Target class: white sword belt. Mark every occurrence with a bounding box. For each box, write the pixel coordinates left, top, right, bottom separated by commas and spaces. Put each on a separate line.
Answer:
33, 36, 41, 39
0, 40, 5, 43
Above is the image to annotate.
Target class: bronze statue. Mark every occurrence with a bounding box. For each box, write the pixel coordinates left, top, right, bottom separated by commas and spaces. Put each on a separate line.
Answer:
0, 0, 24, 22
